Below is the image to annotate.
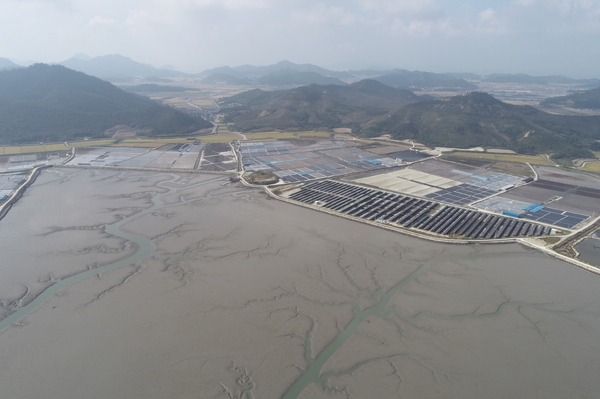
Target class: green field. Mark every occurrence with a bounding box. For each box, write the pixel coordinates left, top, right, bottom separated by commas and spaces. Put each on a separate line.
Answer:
198, 135, 239, 143
69, 139, 117, 148
217, 124, 231, 133
244, 131, 332, 140
446, 152, 554, 165
0, 143, 68, 155
581, 161, 600, 173
593, 151, 600, 158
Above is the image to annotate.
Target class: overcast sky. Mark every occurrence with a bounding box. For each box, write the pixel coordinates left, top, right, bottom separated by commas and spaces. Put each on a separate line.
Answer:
1, 0, 599, 77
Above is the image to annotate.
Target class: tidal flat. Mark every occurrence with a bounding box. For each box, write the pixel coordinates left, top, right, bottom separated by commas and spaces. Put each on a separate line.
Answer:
1, 168, 600, 399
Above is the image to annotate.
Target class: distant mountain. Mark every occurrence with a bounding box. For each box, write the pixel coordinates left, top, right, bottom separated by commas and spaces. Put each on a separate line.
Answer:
373, 70, 477, 90
202, 73, 252, 85
347, 69, 391, 78
256, 70, 347, 86
540, 87, 600, 110
360, 92, 600, 159
123, 84, 200, 93
444, 72, 482, 80
221, 79, 424, 131
201, 60, 352, 79
58, 54, 191, 80
72, 53, 92, 61
0, 57, 21, 71
482, 73, 600, 86
0, 64, 211, 144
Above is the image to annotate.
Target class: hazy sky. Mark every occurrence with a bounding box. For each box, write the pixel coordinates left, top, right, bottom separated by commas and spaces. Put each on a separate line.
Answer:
1, 0, 599, 77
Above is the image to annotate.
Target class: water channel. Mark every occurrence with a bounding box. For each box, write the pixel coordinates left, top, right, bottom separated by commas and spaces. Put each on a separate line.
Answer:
1, 169, 600, 399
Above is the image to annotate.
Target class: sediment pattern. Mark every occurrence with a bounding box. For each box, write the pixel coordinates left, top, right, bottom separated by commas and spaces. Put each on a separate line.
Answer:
0, 168, 600, 399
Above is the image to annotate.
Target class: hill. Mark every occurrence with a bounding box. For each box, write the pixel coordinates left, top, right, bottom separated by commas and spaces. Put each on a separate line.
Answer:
0, 64, 211, 144
0, 57, 20, 71
256, 70, 347, 86
58, 54, 190, 80
221, 79, 424, 131
360, 92, 600, 159
201, 60, 352, 79
373, 70, 477, 90
540, 87, 600, 110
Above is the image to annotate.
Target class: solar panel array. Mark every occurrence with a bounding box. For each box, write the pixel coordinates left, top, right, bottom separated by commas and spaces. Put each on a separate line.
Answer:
425, 183, 497, 205
522, 207, 588, 229
415, 206, 550, 239
289, 180, 550, 239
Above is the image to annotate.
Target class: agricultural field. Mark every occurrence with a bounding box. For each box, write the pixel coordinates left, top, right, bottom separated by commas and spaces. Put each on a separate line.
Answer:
581, 161, 600, 173
216, 124, 231, 133
112, 138, 198, 148
244, 130, 332, 140
189, 99, 216, 108
0, 143, 67, 155
0, 140, 118, 155
446, 151, 554, 165
68, 139, 118, 148
0, 131, 335, 155
198, 134, 243, 143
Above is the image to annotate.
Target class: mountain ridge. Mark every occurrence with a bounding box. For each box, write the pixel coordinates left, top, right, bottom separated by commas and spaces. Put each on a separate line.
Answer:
0, 64, 211, 143
540, 87, 600, 110
360, 92, 600, 158
221, 79, 426, 131
58, 54, 192, 80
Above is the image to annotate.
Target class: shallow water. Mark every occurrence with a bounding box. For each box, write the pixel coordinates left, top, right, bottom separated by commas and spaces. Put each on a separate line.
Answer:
576, 236, 600, 266
1, 168, 600, 399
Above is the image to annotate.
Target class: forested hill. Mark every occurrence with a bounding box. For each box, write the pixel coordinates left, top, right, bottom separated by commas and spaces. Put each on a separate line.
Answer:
0, 57, 20, 71
540, 87, 600, 110
360, 92, 600, 158
222, 79, 426, 131
0, 64, 211, 144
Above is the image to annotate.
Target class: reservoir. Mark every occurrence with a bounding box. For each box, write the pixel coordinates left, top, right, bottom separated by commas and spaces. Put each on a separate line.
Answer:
1, 168, 600, 399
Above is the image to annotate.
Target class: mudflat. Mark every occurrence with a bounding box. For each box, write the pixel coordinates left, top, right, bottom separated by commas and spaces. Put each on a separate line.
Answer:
1, 168, 600, 399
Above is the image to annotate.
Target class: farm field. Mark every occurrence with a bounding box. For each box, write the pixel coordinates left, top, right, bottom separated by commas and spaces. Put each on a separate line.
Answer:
0, 140, 118, 155
0, 143, 67, 155
244, 130, 331, 140
216, 124, 231, 133
581, 161, 600, 173
446, 151, 554, 165
68, 139, 118, 148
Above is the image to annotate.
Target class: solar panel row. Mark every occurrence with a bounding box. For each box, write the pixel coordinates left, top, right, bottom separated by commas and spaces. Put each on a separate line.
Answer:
426, 183, 497, 205
522, 207, 588, 229
289, 180, 550, 239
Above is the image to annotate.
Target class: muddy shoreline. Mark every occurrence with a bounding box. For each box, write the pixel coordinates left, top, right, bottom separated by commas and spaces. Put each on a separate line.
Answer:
1, 168, 600, 399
